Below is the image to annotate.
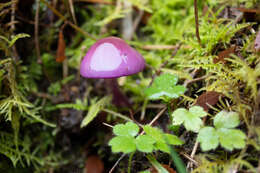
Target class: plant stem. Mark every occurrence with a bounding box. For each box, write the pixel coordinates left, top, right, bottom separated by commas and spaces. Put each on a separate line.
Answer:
102, 108, 133, 122
169, 146, 187, 173
194, 0, 202, 47
127, 152, 135, 173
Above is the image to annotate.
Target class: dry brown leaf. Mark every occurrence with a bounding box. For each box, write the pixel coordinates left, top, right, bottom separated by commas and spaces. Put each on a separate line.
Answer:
56, 30, 66, 63
195, 91, 223, 112
213, 46, 236, 64
85, 155, 104, 173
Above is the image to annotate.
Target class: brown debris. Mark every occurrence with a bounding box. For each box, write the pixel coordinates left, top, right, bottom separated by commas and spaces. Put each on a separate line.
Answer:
213, 46, 236, 64
195, 91, 223, 112
56, 30, 66, 62
85, 155, 104, 173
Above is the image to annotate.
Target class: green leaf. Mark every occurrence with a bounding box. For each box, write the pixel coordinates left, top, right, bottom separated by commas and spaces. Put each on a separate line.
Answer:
214, 110, 240, 129
143, 125, 164, 143
217, 128, 246, 151
80, 96, 111, 128
113, 122, 139, 137
171, 106, 207, 132
9, 33, 30, 47
163, 134, 184, 145
143, 125, 183, 153
197, 127, 219, 151
136, 135, 156, 153
154, 141, 171, 153
144, 73, 186, 100
108, 136, 136, 153
189, 106, 207, 117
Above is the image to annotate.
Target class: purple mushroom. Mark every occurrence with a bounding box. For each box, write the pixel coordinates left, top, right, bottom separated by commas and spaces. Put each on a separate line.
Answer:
80, 37, 145, 107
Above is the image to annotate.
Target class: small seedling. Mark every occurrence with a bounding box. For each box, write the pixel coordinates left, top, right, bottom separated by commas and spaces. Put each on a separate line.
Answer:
108, 122, 183, 154
197, 110, 246, 151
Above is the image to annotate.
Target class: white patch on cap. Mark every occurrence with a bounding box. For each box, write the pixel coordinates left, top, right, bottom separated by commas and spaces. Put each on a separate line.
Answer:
90, 43, 122, 71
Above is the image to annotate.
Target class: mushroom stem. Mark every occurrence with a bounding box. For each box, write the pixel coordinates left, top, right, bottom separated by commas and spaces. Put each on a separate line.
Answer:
105, 78, 132, 108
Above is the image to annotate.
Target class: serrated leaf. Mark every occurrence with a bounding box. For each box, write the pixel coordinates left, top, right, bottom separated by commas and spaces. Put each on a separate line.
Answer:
214, 110, 240, 129
197, 127, 219, 151
154, 141, 171, 153
163, 134, 184, 145
108, 136, 136, 153
144, 73, 186, 100
143, 125, 183, 153
171, 106, 207, 132
189, 106, 207, 117
113, 122, 139, 137
136, 135, 156, 153
81, 96, 111, 128
143, 125, 164, 143
217, 128, 246, 151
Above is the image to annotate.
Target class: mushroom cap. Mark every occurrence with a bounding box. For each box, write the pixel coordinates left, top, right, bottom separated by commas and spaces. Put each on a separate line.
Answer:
80, 37, 145, 78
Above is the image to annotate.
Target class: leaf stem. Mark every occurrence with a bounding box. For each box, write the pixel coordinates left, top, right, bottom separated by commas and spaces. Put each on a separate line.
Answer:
127, 152, 135, 173
102, 108, 133, 122
169, 146, 187, 173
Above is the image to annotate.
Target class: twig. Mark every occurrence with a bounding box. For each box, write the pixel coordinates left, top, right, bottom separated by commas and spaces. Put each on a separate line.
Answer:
194, 0, 202, 47
122, 1, 133, 40
68, 0, 77, 24
140, 106, 167, 135
102, 108, 133, 122
102, 122, 113, 128
35, 0, 42, 64
109, 154, 126, 173
183, 74, 208, 87
132, 10, 144, 37
11, 0, 19, 62
180, 152, 198, 166
40, 0, 97, 40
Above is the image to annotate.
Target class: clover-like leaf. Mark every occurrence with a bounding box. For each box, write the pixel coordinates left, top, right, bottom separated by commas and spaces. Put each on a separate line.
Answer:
154, 141, 171, 153
171, 106, 207, 132
113, 122, 139, 137
217, 128, 246, 151
143, 125, 183, 153
136, 135, 156, 153
214, 111, 240, 129
108, 136, 136, 153
144, 73, 186, 100
197, 127, 219, 151
163, 134, 184, 145
143, 125, 165, 143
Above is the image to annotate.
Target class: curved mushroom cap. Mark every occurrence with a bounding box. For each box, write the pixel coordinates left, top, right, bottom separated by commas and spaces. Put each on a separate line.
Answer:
80, 37, 145, 78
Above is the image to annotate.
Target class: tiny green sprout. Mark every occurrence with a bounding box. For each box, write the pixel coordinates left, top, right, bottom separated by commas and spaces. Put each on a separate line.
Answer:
144, 73, 186, 101
197, 110, 246, 151
108, 122, 183, 154
171, 106, 207, 133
